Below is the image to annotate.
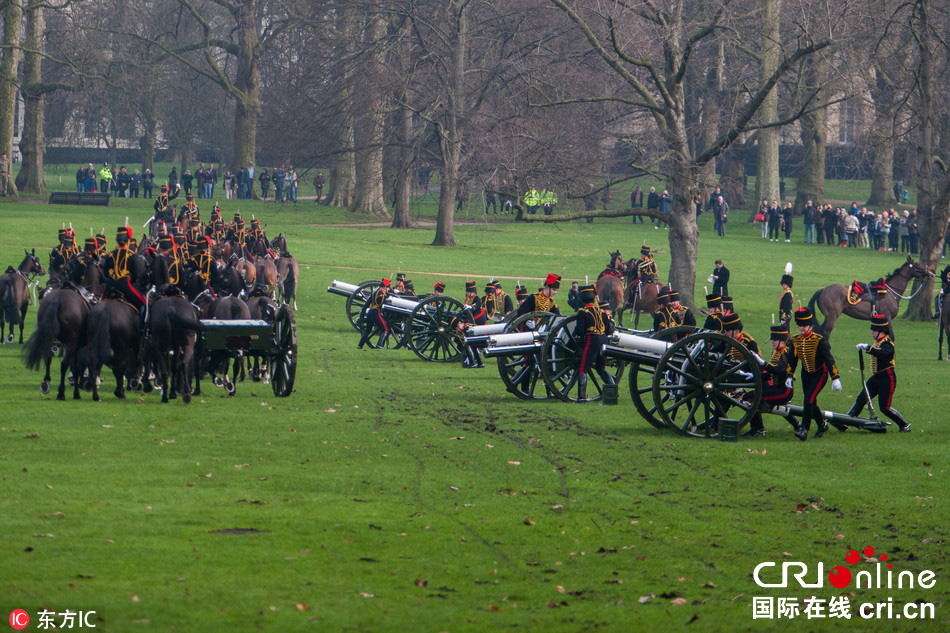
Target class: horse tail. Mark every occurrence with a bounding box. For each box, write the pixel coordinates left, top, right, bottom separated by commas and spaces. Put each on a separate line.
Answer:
168, 311, 202, 332
23, 294, 60, 371
229, 301, 245, 320
2, 281, 20, 325
283, 263, 296, 304
807, 289, 820, 316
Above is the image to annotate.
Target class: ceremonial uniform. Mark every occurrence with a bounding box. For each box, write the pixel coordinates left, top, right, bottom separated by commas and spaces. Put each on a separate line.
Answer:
189, 237, 219, 291
573, 285, 616, 400
153, 185, 179, 217
721, 312, 759, 360
50, 230, 80, 282
934, 264, 950, 318
744, 324, 796, 436
357, 279, 390, 349
483, 281, 513, 320
152, 235, 183, 295
847, 315, 910, 431
102, 226, 147, 316
516, 274, 561, 317
779, 273, 794, 327
788, 308, 841, 440
702, 293, 724, 332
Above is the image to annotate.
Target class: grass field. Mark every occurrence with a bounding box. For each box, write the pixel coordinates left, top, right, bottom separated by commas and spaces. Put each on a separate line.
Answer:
0, 187, 947, 632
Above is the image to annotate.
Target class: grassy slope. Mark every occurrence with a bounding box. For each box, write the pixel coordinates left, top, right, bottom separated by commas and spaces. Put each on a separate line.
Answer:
0, 192, 946, 632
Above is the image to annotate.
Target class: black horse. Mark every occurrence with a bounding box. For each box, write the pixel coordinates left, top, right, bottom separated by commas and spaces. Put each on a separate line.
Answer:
147, 296, 201, 403
1, 249, 45, 343
80, 299, 142, 401
23, 287, 91, 399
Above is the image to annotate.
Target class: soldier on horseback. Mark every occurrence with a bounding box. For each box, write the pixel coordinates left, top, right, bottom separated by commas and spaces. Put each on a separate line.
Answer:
934, 265, 950, 319
49, 228, 80, 284
627, 245, 658, 308
102, 226, 148, 325
152, 234, 183, 296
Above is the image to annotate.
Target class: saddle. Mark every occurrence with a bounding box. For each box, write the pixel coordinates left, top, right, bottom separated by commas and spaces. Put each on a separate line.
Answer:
848, 279, 886, 306
63, 281, 99, 306
598, 267, 622, 280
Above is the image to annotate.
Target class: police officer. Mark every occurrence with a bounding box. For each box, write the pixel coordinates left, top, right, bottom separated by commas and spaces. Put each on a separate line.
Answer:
524, 185, 541, 215
357, 279, 391, 349
847, 315, 911, 431
574, 284, 616, 400
788, 307, 841, 440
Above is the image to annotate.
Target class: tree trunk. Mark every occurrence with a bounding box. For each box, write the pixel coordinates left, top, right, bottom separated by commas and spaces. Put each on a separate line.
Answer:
0, 0, 22, 196
719, 141, 748, 208
867, 66, 897, 207
905, 0, 941, 321
15, 2, 47, 195
792, 58, 824, 212
326, 121, 356, 208
140, 115, 157, 174
696, 42, 724, 192
755, 0, 781, 206
348, 15, 387, 217
667, 165, 701, 309
391, 105, 412, 228
232, 0, 260, 190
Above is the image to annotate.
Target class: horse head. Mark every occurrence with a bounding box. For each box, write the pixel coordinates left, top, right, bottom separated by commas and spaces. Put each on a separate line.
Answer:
22, 248, 45, 277
908, 256, 936, 280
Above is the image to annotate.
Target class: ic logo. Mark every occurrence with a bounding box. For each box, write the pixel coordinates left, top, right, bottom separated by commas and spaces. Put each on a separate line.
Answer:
8, 609, 29, 630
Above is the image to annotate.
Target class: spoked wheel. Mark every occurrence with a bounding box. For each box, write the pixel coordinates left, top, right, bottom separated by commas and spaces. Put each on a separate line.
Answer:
346, 281, 379, 330
627, 326, 698, 429
540, 314, 621, 403
406, 295, 469, 362
496, 311, 555, 400
270, 305, 298, 397
652, 332, 760, 438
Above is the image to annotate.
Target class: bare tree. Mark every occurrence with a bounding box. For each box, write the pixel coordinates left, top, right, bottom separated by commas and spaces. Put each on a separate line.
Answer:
0, 0, 23, 196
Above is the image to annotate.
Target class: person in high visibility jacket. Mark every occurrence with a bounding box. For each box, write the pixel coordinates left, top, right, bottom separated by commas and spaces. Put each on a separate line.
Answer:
98, 163, 113, 195
523, 186, 540, 215
541, 186, 557, 215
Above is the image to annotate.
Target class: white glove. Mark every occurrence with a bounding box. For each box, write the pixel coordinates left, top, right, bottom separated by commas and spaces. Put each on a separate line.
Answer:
831, 378, 842, 392
856, 343, 869, 351
785, 377, 794, 389
463, 304, 473, 311
525, 319, 536, 330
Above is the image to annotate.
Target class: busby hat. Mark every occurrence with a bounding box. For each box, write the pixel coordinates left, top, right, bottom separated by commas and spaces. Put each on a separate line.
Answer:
705, 293, 721, 309
396, 272, 407, 281
721, 312, 743, 332
657, 286, 671, 305
579, 284, 597, 303
640, 245, 651, 256
434, 281, 446, 293
233, 212, 242, 222
404, 280, 414, 292
116, 226, 132, 242
493, 280, 503, 290
598, 300, 611, 312
158, 235, 174, 250
194, 236, 210, 251
162, 185, 168, 192
794, 307, 813, 325
84, 237, 98, 253
58, 228, 68, 240
781, 262, 794, 288
721, 296, 734, 312
186, 193, 195, 200
381, 278, 391, 287
870, 314, 890, 333
485, 281, 495, 293
668, 289, 680, 303
770, 324, 789, 341
63, 231, 75, 244
465, 280, 477, 293
251, 219, 261, 229
545, 273, 562, 289
516, 285, 528, 300
173, 233, 186, 246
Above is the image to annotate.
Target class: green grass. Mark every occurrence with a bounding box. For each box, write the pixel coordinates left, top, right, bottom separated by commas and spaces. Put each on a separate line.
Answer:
0, 187, 947, 632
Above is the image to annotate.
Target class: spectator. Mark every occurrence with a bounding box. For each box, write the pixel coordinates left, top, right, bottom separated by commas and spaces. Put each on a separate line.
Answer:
822, 204, 836, 246
908, 209, 919, 254
168, 166, 178, 190
116, 166, 131, 197
195, 163, 206, 198
223, 169, 234, 200
288, 166, 298, 202
206, 163, 217, 199
181, 169, 194, 196
75, 165, 85, 193
782, 202, 793, 242
693, 193, 703, 226
630, 185, 644, 224
142, 169, 154, 198
314, 172, 325, 203
246, 163, 255, 198
711, 259, 730, 297
85, 163, 96, 192
844, 209, 859, 247
887, 209, 900, 251
259, 168, 271, 200
802, 200, 816, 244
858, 208, 870, 248
899, 211, 910, 252
600, 186, 611, 211
657, 189, 672, 229
485, 181, 497, 215
767, 200, 782, 241
274, 165, 285, 202
647, 186, 659, 224
714, 195, 729, 237
756, 199, 769, 239
130, 169, 141, 198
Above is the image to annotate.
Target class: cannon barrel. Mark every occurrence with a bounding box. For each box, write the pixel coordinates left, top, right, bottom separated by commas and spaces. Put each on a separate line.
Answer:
767, 404, 888, 430
465, 322, 508, 345
327, 280, 362, 297
385, 295, 421, 311
608, 331, 672, 355
482, 331, 542, 358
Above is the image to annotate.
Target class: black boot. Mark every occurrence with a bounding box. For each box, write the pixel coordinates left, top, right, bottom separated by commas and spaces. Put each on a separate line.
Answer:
473, 348, 484, 368
375, 330, 389, 349
577, 373, 588, 401
597, 368, 616, 386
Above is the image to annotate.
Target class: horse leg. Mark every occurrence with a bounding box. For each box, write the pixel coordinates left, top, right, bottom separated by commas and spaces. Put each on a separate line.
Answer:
18, 304, 27, 343
57, 348, 70, 400
181, 341, 194, 405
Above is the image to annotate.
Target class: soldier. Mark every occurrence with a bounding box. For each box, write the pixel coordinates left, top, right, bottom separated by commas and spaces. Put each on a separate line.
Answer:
652, 287, 673, 333
788, 307, 842, 441
484, 280, 513, 320
720, 295, 735, 316
152, 234, 183, 296
95, 232, 108, 258
667, 289, 696, 330
779, 266, 795, 328
153, 185, 180, 219
515, 285, 528, 307
402, 280, 415, 297
49, 229, 79, 283
847, 315, 911, 431
573, 284, 617, 400
743, 323, 796, 438
702, 293, 724, 332
177, 193, 200, 225
934, 263, 950, 318
459, 280, 488, 368
432, 281, 446, 296
721, 312, 759, 359
357, 278, 391, 349
516, 273, 561, 316
228, 213, 247, 246
102, 226, 147, 322
188, 236, 219, 292
628, 245, 658, 306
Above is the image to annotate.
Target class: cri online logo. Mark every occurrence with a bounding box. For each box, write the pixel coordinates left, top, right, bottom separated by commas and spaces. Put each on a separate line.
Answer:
9, 609, 29, 630
754, 546, 936, 589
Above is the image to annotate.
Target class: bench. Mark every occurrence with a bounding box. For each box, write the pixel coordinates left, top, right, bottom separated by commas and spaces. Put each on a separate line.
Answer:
48, 192, 111, 206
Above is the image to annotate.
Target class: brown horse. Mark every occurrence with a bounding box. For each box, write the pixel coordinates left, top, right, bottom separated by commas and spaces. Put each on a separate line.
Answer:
79, 299, 142, 401
808, 256, 934, 338
255, 256, 278, 296
275, 253, 299, 309
22, 287, 90, 399
1, 249, 45, 343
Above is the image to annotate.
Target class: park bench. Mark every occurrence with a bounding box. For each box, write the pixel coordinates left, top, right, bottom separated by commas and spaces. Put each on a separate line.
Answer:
48, 192, 111, 206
